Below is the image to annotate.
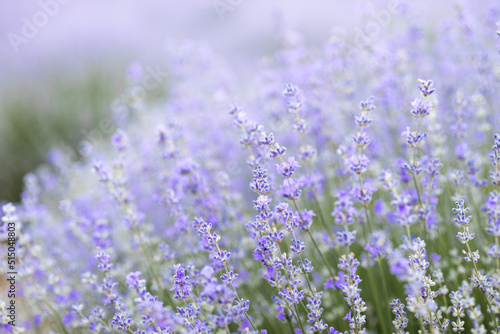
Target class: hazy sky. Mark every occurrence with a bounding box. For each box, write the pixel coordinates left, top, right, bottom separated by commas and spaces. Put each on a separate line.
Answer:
0, 0, 454, 86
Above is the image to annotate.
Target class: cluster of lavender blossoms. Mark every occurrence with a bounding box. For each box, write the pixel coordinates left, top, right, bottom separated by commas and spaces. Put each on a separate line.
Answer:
2, 2, 500, 333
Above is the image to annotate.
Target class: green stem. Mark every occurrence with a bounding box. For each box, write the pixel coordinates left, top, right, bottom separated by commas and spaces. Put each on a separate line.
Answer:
312, 193, 335, 240
45, 300, 70, 334
215, 243, 257, 331
358, 175, 373, 234
465, 186, 484, 241
292, 303, 306, 333
377, 259, 392, 330
298, 253, 314, 293
465, 239, 499, 331
346, 245, 360, 334
496, 237, 500, 274
291, 198, 335, 279
307, 229, 335, 279
29, 277, 70, 334
138, 241, 172, 306
418, 315, 426, 333
366, 266, 389, 334
285, 311, 296, 334
412, 173, 427, 240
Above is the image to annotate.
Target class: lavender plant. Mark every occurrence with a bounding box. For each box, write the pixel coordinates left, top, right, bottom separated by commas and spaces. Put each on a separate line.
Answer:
1, 2, 500, 333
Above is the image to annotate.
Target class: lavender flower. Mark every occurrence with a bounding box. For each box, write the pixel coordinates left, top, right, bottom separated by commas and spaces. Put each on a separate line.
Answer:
5, 7, 500, 333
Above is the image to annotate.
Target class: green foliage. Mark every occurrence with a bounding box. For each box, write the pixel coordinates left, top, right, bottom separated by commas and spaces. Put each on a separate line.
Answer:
0, 68, 122, 202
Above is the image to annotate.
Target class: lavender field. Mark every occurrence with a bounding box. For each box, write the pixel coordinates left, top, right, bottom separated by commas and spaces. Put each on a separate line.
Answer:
1, 1, 500, 333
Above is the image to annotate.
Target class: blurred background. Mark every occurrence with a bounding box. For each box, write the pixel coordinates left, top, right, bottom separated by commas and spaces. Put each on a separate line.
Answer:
0, 0, 454, 202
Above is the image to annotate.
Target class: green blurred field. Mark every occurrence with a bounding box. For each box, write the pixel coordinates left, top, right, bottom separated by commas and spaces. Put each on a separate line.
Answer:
0, 66, 167, 203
